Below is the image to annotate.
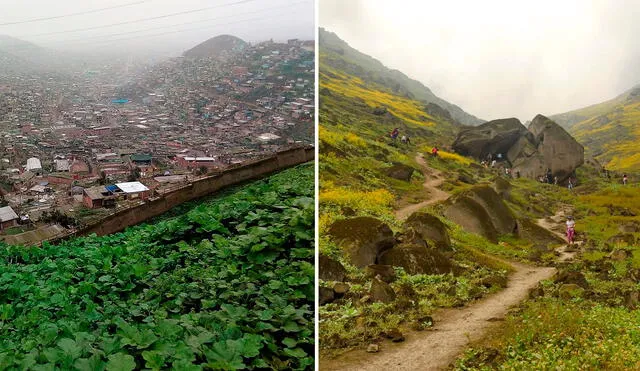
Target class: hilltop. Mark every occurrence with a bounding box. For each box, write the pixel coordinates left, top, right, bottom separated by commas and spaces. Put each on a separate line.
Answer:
319, 28, 484, 127
550, 85, 640, 171
183, 34, 248, 59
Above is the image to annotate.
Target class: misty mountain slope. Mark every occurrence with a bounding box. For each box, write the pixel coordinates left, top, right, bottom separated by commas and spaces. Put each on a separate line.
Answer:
0, 35, 77, 74
183, 34, 248, 59
550, 85, 640, 170
319, 28, 484, 126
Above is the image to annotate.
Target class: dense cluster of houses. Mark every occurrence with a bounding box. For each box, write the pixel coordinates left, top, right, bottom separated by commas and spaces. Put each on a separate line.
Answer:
0, 38, 314, 239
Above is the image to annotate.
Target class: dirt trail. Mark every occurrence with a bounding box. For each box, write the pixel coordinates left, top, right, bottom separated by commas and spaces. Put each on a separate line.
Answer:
396, 154, 450, 220
322, 195, 577, 370
321, 262, 556, 371
535, 206, 580, 262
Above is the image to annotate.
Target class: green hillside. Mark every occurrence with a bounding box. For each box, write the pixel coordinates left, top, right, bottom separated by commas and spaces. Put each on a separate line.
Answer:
551, 86, 640, 171
319, 28, 484, 127
0, 165, 314, 370
319, 30, 640, 369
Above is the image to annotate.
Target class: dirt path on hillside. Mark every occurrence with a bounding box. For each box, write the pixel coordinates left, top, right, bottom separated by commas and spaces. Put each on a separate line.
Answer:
535, 206, 580, 262
323, 199, 579, 370
396, 154, 450, 220
321, 261, 556, 371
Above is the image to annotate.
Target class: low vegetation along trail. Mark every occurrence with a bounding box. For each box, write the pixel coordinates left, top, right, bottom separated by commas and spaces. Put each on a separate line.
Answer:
322, 261, 556, 371
395, 153, 450, 220
324, 164, 577, 370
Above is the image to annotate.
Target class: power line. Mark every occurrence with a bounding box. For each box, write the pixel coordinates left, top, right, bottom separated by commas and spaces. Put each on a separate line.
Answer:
0, 0, 152, 26
21, 0, 260, 38
54, 9, 308, 49
43, 1, 309, 44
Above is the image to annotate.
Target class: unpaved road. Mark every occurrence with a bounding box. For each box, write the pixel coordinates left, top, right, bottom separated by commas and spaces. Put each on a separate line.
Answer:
396, 154, 450, 220
321, 261, 556, 371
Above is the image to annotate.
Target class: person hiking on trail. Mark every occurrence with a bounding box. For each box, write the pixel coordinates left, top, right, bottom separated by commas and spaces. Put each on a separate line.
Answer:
568, 177, 574, 191
401, 135, 410, 145
390, 127, 400, 141
491, 159, 497, 168
623, 174, 628, 185
487, 153, 493, 162
431, 146, 439, 157
554, 176, 558, 185
497, 153, 503, 161
566, 216, 576, 245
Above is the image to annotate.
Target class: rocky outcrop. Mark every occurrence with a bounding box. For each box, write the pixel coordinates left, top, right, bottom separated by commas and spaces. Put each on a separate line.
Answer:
452, 118, 527, 159
517, 115, 584, 181
379, 243, 454, 275
319, 255, 347, 282
443, 185, 517, 241
328, 217, 395, 268
403, 212, 452, 250
385, 163, 416, 182
444, 195, 499, 241
452, 114, 584, 182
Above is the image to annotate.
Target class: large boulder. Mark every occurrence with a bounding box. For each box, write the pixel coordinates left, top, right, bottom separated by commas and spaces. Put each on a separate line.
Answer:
379, 242, 454, 275
404, 212, 452, 250
452, 118, 527, 159
328, 217, 395, 268
465, 185, 517, 235
526, 114, 584, 182
319, 255, 347, 282
451, 114, 584, 182
443, 196, 499, 241
385, 163, 416, 182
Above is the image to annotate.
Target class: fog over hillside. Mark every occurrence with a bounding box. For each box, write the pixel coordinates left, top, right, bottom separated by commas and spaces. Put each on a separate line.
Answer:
0, 0, 314, 58
321, 0, 640, 121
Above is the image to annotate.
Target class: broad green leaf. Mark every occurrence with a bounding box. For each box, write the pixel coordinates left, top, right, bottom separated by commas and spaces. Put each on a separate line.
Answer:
106, 353, 136, 371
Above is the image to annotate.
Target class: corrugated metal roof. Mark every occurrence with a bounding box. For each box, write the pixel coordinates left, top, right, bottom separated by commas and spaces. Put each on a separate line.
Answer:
26, 157, 42, 171
115, 181, 149, 194
0, 206, 18, 222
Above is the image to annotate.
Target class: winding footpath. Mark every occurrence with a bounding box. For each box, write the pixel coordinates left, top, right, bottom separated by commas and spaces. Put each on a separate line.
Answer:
395, 154, 450, 220
322, 156, 576, 371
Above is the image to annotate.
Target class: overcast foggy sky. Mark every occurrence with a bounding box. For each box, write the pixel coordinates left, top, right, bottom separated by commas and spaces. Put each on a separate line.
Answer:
0, 0, 314, 56
321, 0, 640, 121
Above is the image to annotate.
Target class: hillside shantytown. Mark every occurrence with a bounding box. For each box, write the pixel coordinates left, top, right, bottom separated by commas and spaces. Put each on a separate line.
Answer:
0, 35, 314, 245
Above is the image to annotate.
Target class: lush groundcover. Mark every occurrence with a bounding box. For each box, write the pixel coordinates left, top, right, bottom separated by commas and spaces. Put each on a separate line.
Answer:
0, 164, 314, 370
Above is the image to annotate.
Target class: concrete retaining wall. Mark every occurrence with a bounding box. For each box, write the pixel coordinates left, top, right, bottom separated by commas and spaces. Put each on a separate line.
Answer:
65, 146, 313, 239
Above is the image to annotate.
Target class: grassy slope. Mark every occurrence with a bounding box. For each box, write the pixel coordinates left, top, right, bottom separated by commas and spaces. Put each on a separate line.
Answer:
550, 86, 640, 171
319, 28, 484, 127
455, 176, 640, 369
319, 39, 549, 355
319, 30, 640, 365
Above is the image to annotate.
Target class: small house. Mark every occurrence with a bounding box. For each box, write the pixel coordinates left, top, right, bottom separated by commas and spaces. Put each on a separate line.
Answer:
0, 206, 19, 230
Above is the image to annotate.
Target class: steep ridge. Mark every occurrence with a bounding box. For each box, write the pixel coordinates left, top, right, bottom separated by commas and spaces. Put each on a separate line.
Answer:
320, 28, 484, 126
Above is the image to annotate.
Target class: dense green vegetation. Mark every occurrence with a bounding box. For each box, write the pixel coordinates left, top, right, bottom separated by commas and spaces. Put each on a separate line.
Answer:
0, 165, 314, 370
455, 179, 640, 369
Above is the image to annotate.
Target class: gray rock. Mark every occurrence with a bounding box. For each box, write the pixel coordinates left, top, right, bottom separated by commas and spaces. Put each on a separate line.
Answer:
369, 277, 396, 303
319, 255, 347, 282
328, 217, 395, 268
378, 243, 454, 275
319, 287, 335, 306
385, 163, 416, 182
365, 264, 397, 283
404, 211, 452, 250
